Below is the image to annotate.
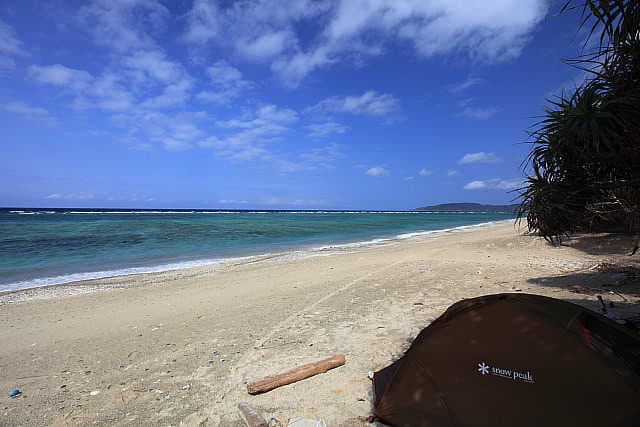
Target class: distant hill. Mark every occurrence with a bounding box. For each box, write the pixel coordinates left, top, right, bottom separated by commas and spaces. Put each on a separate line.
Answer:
414, 203, 519, 213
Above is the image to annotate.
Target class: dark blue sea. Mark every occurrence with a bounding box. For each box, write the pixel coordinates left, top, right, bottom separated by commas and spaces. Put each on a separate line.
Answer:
0, 209, 515, 292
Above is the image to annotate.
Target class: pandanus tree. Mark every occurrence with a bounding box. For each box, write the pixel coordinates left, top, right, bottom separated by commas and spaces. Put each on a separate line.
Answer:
518, 0, 640, 247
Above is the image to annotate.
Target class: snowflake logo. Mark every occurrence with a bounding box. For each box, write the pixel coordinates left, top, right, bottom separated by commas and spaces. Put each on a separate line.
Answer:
477, 362, 490, 375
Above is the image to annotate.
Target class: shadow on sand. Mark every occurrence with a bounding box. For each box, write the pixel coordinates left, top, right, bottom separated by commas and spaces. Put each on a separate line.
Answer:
525, 232, 640, 325
560, 232, 638, 256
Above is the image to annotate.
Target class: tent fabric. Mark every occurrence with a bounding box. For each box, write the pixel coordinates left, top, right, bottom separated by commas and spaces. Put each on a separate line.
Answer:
373, 293, 640, 427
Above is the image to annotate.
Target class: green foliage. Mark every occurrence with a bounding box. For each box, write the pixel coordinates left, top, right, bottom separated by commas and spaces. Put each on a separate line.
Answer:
519, 0, 640, 242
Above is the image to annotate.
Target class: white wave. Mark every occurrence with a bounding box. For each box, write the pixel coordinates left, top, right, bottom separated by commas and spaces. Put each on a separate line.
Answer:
0, 258, 233, 293
67, 211, 198, 214
395, 219, 508, 238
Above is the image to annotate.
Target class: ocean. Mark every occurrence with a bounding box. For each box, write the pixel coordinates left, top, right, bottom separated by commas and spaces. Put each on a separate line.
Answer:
0, 208, 515, 292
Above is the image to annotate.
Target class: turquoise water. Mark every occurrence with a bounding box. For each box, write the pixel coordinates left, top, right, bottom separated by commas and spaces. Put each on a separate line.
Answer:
0, 209, 515, 291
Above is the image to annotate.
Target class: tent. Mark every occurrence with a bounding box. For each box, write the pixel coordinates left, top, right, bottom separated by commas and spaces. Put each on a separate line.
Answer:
373, 293, 640, 426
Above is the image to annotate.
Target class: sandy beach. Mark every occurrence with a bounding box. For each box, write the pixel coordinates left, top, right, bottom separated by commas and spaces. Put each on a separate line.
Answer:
1, 222, 639, 426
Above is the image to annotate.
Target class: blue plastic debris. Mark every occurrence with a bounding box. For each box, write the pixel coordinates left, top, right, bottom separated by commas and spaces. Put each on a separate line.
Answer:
9, 389, 22, 398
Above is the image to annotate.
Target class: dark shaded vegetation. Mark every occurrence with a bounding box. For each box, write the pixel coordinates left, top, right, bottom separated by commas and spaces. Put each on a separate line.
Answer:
518, 0, 640, 247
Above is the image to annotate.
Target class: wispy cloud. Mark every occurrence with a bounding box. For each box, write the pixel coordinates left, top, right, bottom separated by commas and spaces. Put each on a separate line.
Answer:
124, 50, 183, 83
2, 101, 55, 125
419, 168, 433, 176
113, 110, 206, 152
0, 18, 27, 70
197, 60, 253, 105
309, 91, 400, 116
448, 170, 459, 176
306, 121, 347, 138
78, 0, 169, 53
140, 78, 193, 109
259, 197, 328, 207
29, 65, 139, 112
2, 101, 49, 116
448, 77, 484, 94
365, 166, 389, 177
294, 142, 343, 170
29, 64, 93, 90
464, 178, 521, 190
218, 199, 250, 205
198, 104, 341, 172
459, 107, 498, 120
46, 192, 95, 200
458, 152, 502, 165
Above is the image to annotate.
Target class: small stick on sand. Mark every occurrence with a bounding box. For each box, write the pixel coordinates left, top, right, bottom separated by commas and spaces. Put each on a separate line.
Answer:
247, 354, 346, 395
238, 403, 268, 427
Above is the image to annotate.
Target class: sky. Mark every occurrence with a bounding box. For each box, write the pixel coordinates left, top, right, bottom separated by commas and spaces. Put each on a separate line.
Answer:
0, 0, 588, 210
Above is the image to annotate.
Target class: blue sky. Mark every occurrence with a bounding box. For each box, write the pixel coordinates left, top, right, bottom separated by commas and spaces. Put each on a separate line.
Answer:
1, 0, 586, 209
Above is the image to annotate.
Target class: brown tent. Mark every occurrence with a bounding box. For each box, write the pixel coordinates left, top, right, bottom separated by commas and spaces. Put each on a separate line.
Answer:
373, 293, 640, 426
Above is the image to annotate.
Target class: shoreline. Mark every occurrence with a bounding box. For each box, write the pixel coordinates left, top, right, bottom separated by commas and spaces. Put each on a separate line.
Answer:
0, 218, 514, 298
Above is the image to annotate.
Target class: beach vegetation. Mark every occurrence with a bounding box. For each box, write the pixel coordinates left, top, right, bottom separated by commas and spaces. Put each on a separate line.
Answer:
518, 0, 640, 248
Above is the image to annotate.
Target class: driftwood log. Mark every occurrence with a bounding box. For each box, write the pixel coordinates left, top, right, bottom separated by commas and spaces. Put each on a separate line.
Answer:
237, 403, 268, 427
247, 354, 346, 395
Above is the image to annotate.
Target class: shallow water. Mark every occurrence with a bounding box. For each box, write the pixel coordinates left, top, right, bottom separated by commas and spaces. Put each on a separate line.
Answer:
0, 209, 515, 291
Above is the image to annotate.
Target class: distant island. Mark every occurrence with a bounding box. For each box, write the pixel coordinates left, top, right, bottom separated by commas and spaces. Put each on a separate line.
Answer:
414, 203, 519, 213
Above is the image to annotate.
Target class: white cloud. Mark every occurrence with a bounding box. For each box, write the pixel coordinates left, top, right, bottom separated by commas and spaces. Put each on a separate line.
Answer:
183, 0, 327, 48
87, 72, 136, 111
463, 180, 486, 190
78, 0, 169, 53
294, 142, 343, 170
124, 50, 183, 83
260, 197, 328, 207
71, 1, 195, 112
365, 166, 389, 177
404, 176, 415, 181
216, 104, 298, 130
464, 178, 521, 190
29, 64, 93, 90
419, 168, 433, 176
218, 199, 250, 205
206, 60, 244, 85
448, 170, 458, 176
197, 61, 252, 105
459, 106, 498, 120
271, 45, 333, 85
161, 138, 193, 151
46, 192, 95, 200
458, 152, 502, 165
0, 19, 27, 70
2, 101, 49, 116
235, 30, 295, 61
140, 78, 193, 109
183, 0, 220, 44
309, 91, 399, 116
306, 121, 347, 138
199, 104, 301, 165
448, 76, 484, 94
183, 0, 548, 84
30, 61, 191, 112
113, 110, 206, 153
